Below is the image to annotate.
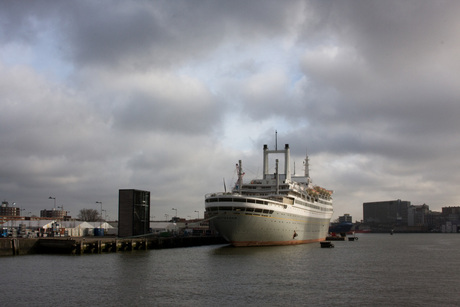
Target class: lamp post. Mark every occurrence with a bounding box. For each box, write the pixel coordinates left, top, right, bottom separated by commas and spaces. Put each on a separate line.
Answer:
96, 201, 102, 231
195, 210, 199, 219
48, 196, 56, 209
172, 208, 177, 222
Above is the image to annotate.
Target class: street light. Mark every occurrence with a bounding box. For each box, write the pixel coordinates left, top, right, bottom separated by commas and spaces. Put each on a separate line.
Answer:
96, 201, 102, 230
172, 208, 177, 218
48, 196, 56, 209
195, 210, 199, 219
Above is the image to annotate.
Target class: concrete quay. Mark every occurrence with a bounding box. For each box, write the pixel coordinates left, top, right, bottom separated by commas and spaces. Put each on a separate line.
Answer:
0, 236, 227, 256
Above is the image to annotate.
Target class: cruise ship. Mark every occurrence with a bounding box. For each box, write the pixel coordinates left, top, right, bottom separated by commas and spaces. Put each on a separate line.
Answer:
205, 144, 333, 246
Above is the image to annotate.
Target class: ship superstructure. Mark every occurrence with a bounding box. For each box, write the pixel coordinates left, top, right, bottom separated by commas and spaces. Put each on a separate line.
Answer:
205, 144, 333, 246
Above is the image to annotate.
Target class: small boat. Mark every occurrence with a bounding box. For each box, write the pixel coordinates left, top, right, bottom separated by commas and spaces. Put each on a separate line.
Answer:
320, 241, 334, 248
348, 231, 358, 241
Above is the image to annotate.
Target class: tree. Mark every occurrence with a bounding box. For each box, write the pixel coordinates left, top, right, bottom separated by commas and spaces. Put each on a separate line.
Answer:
78, 208, 101, 221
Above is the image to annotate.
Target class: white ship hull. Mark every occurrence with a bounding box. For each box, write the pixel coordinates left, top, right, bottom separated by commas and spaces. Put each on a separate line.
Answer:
206, 195, 332, 246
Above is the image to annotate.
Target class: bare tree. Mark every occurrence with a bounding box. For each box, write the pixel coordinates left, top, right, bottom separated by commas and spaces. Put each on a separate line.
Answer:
78, 208, 101, 221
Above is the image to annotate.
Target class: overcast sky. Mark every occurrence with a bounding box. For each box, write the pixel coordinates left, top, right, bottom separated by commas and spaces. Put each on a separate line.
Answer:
1, 0, 460, 222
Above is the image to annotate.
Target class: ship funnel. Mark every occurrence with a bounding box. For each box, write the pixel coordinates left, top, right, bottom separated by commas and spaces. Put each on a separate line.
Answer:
262, 143, 291, 182
263, 144, 268, 180
285, 144, 290, 182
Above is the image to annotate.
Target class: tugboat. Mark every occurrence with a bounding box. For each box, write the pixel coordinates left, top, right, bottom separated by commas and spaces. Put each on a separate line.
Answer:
329, 221, 353, 237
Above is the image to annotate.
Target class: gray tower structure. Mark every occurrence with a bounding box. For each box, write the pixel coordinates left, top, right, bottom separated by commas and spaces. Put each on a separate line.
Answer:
118, 189, 150, 237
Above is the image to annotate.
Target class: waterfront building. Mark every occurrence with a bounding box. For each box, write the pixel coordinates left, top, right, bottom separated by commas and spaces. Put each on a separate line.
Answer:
0, 201, 20, 216
425, 211, 442, 230
441, 206, 460, 232
407, 204, 430, 227
118, 189, 150, 237
338, 213, 352, 223
442, 206, 460, 217
363, 199, 410, 225
362, 201, 460, 232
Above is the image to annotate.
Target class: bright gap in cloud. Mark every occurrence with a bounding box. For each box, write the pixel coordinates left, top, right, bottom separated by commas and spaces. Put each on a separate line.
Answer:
176, 38, 304, 93
0, 29, 72, 83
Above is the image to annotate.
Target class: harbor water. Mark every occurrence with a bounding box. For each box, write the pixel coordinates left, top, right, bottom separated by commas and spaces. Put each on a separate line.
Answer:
1, 233, 459, 306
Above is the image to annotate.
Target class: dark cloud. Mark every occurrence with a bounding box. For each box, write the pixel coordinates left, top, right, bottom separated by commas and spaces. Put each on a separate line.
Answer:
1, 1, 460, 221
1, 0, 302, 70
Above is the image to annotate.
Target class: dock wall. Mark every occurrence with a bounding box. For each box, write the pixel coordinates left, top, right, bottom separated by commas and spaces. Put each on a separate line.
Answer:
0, 236, 226, 256
0, 238, 40, 256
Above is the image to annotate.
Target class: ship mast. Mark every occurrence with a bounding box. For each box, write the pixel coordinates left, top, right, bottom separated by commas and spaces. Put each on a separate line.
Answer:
304, 151, 312, 186
275, 159, 279, 195
237, 160, 243, 194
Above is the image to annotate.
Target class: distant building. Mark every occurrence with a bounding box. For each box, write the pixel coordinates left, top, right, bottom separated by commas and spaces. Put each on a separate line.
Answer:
40, 209, 69, 219
0, 201, 20, 216
408, 204, 430, 227
339, 213, 352, 223
363, 199, 410, 226
118, 189, 150, 237
441, 206, 460, 232
362, 201, 460, 232
442, 206, 460, 216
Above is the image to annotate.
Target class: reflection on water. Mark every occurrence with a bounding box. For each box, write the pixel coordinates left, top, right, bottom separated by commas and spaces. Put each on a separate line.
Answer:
1, 234, 460, 306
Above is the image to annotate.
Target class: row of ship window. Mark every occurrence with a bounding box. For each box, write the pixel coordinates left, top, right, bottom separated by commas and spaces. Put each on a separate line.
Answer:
243, 185, 290, 190
295, 199, 333, 212
206, 206, 274, 215
206, 196, 332, 212
206, 197, 269, 205
243, 184, 331, 200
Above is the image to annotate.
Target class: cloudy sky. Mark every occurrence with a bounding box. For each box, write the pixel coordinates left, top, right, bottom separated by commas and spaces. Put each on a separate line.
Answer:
1, 0, 460, 222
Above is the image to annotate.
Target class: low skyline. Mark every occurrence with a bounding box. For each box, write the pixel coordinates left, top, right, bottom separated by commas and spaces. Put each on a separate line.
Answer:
2, 1, 460, 221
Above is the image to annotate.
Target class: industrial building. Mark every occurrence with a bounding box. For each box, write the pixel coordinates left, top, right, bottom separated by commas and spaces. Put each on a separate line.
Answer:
363, 199, 410, 225
118, 189, 150, 237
